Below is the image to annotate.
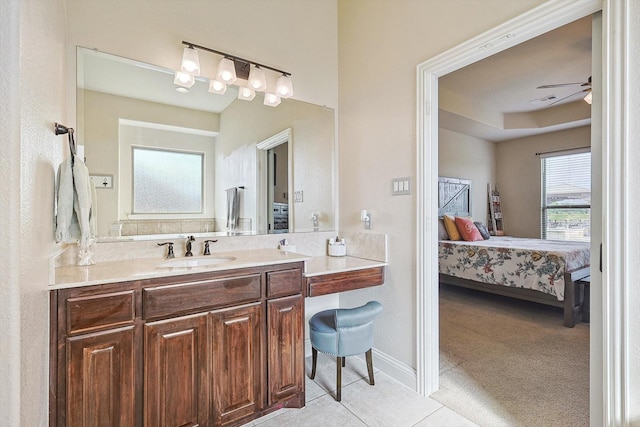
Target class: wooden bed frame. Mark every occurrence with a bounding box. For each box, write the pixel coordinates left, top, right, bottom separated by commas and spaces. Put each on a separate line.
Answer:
439, 266, 590, 328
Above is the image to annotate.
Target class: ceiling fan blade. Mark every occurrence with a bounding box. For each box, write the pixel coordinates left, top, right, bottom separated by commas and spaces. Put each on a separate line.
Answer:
549, 88, 591, 106
537, 82, 585, 89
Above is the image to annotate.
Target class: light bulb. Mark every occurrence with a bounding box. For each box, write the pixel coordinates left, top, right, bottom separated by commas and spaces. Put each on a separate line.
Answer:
237, 86, 256, 101
180, 47, 200, 76
248, 66, 267, 92
208, 79, 227, 95
216, 57, 237, 84
275, 74, 294, 98
173, 71, 195, 88
263, 93, 281, 107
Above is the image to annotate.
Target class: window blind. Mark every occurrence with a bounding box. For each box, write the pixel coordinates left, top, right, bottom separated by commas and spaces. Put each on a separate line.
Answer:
541, 150, 591, 242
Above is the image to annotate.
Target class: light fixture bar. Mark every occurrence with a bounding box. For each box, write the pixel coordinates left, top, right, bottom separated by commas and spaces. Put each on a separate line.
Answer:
182, 40, 291, 77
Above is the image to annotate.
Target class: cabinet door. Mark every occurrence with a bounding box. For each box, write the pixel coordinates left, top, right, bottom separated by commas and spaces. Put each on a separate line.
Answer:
267, 295, 304, 405
66, 327, 135, 427
144, 314, 208, 427
210, 303, 263, 426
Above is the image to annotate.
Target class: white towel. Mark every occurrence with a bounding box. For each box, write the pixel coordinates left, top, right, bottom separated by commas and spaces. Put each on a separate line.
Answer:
55, 155, 97, 249
55, 157, 75, 242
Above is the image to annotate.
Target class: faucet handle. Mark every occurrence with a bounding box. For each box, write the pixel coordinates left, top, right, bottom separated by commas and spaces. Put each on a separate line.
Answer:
157, 242, 175, 258
203, 239, 218, 256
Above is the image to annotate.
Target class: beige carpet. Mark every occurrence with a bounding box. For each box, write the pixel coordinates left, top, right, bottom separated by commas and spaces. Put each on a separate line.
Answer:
432, 284, 589, 427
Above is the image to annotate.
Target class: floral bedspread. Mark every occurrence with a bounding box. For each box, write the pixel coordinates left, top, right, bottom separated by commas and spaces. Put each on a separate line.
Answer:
438, 237, 590, 301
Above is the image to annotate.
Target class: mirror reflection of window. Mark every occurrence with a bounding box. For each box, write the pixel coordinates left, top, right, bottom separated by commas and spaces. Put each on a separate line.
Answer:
132, 146, 204, 214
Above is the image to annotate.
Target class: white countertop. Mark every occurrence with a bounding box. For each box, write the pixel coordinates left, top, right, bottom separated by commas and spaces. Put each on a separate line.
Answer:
51, 249, 387, 290
51, 248, 310, 290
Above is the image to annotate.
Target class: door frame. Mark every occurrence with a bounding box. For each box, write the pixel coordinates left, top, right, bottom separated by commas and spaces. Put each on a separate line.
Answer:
256, 128, 293, 234
416, 0, 630, 424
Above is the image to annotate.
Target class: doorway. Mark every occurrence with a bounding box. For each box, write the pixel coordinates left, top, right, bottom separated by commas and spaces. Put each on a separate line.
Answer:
256, 128, 293, 235
267, 142, 289, 234
415, 0, 629, 424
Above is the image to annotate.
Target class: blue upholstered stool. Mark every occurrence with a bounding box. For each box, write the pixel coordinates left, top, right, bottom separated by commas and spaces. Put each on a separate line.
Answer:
308, 301, 383, 401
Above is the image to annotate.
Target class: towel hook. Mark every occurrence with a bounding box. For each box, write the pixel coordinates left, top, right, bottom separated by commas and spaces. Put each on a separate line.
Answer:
54, 122, 77, 161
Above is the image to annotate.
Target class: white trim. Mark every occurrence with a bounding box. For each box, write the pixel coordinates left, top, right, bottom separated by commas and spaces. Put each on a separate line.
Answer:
256, 128, 291, 150
602, 1, 629, 424
415, 2, 632, 425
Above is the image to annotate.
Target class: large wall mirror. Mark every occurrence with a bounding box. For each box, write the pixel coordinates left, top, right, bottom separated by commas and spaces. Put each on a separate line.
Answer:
76, 47, 335, 240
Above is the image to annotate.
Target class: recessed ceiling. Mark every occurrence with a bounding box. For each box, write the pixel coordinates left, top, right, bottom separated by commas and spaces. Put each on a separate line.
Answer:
439, 16, 592, 142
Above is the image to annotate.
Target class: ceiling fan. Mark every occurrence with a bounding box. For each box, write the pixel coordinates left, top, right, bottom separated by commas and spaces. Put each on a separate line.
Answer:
536, 76, 592, 105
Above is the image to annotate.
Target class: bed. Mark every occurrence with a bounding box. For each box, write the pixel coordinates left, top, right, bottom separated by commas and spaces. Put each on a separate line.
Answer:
439, 236, 590, 327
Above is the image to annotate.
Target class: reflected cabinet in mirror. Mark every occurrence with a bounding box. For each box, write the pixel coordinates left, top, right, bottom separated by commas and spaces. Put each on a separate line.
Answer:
76, 47, 335, 240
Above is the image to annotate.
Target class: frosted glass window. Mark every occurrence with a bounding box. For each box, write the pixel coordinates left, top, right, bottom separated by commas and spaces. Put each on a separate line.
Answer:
132, 147, 203, 213
541, 151, 591, 242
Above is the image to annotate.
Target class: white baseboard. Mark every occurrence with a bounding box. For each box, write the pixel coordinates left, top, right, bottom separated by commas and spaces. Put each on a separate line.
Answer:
304, 339, 417, 391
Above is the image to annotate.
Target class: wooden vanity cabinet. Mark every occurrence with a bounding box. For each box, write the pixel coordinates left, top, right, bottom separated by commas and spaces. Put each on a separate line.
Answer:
50, 262, 305, 427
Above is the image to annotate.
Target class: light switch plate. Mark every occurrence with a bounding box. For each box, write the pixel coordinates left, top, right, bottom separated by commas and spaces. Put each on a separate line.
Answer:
90, 174, 114, 189
391, 177, 411, 195
294, 190, 304, 202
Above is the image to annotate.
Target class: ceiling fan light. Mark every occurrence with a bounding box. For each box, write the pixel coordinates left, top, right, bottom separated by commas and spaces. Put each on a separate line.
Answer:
263, 92, 281, 107
208, 79, 227, 95
237, 86, 256, 101
181, 46, 200, 76
248, 66, 267, 92
216, 57, 237, 84
275, 74, 294, 98
174, 70, 195, 88
584, 91, 592, 105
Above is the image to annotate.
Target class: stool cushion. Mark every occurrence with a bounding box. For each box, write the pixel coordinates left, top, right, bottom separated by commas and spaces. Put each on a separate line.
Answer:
309, 301, 382, 357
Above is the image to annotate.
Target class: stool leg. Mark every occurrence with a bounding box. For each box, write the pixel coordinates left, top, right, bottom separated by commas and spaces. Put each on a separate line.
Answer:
310, 348, 318, 379
336, 356, 342, 401
366, 349, 375, 386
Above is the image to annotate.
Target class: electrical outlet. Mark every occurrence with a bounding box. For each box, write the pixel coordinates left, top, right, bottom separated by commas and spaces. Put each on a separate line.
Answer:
90, 175, 114, 189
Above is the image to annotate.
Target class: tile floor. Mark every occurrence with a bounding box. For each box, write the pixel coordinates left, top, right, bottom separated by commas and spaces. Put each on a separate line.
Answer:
241, 352, 477, 427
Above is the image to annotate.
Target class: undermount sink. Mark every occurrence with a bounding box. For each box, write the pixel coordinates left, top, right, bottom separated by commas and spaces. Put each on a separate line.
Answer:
158, 256, 236, 269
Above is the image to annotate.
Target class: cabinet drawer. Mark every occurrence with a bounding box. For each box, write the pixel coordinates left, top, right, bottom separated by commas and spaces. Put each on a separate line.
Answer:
66, 290, 135, 335
143, 274, 261, 320
267, 269, 302, 298
306, 267, 384, 297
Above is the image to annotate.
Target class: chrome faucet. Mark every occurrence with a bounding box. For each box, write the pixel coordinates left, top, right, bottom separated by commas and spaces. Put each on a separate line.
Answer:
157, 242, 175, 258
185, 236, 195, 257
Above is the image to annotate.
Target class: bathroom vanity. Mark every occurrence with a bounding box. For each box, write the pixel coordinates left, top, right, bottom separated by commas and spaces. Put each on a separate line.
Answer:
49, 248, 386, 427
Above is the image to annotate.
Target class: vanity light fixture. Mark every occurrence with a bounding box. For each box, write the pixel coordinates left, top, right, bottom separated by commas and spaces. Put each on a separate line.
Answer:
177, 40, 294, 105
263, 93, 281, 107
208, 79, 227, 95
238, 86, 256, 101
180, 45, 200, 75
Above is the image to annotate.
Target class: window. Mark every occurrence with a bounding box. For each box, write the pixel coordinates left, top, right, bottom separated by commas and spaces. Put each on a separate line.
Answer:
541, 150, 591, 242
132, 147, 204, 214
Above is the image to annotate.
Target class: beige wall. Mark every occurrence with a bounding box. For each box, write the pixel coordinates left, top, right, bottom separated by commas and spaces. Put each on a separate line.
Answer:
439, 129, 496, 224
3, 0, 68, 424
495, 125, 591, 238
337, 0, 547, 370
